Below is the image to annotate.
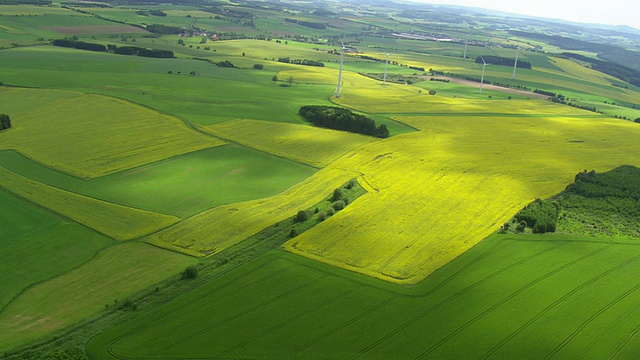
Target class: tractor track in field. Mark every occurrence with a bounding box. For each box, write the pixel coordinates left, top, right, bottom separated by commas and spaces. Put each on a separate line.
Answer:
352, 241, 567, 357
416, 244, 610, 359
545, 282, 640, 359
481, 250, 640, 360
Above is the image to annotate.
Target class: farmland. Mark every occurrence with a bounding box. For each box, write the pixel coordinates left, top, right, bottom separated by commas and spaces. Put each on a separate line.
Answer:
2, 0, 640, 357
87, 234, 640, 359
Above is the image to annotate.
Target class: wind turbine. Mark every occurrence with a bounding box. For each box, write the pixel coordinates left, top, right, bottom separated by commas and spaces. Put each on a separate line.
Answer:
479, 57, 490, 93
382, 53, 389, 86
335, 42, 345, 98
512, 47, 520, 80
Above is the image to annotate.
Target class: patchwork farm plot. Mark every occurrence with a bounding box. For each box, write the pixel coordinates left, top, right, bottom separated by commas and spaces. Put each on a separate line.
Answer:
2, 1, 640, 357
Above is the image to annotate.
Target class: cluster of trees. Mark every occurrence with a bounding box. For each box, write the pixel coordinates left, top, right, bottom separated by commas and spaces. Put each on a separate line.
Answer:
409, 65, 425, 71
513, 198, 559, 233
430, 78, 449, 83
0, 114, 11, 131
475, 56, 532, 69
283, 18, 327, 29
505, 166, 640, 236
215, 60, 235, 68
277, 57, 324, 67
299, 105, 389, 138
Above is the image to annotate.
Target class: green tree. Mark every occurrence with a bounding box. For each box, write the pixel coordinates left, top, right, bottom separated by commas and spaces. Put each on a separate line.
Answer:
181, 265, 198, 280
0, 114, 11, 130
288, 76, 294, 86
294, 209, 311, 223
331, 188, 343, 202
272, 75, 278, 83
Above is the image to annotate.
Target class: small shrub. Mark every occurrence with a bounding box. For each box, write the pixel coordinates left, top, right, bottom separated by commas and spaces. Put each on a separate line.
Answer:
428, 89, 436, 95
181, 265, 198, 280
317, 211, 326, 221
332, 200, 345, 211
294, 210, 311, 223
331, 188, 343, 202
289, 228, 298, 238
253, 63, 264, 69
326, 208, 335, 216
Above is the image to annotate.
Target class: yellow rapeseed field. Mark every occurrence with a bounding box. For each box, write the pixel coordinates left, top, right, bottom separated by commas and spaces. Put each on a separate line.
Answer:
284, 114, 640, 284
0, 88, 224, 178
199, 119, 377, 167
0, 167, 179, 240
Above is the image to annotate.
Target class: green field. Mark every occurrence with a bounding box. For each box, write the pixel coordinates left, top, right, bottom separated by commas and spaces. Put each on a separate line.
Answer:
0, 189, 114, 312
0, 242, 196, 353
0, 146, 317, 218
87, 234, 640, 359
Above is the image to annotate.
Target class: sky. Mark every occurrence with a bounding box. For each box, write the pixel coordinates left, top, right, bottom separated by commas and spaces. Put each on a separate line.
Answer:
420, 0, 640, 30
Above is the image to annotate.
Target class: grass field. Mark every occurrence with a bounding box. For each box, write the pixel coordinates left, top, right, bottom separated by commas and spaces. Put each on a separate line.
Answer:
285, 114, 640, 283
0, 189, 114, 312
87, 234, 640, 359
200, 119, 378, 167
0, 167, 179, 240
0, 242, 196, 353
0, 145, 317, 218
0, 87, 224, 178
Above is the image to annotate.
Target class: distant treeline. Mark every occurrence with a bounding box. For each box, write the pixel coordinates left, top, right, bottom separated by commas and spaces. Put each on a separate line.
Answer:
53, 39, 106, 52
112, 46, 174, 58
559, 52, 640, 88
283, 18, 327, 30
509, 30, 640, 73
146, 24, 184, 35
135, 10, 167, 17
0, 0, 50, 4
277, 57, 324, 67
53, 39, 174, 58
299, 105, 389, 138
475, 56, 532, 69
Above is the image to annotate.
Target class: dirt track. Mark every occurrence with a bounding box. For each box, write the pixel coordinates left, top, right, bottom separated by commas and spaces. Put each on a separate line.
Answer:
429, 76, 550, 100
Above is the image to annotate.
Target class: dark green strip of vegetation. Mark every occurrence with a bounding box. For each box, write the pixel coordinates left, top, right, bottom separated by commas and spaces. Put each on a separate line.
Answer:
474, 55, 532, 69
299, 105, 389, 138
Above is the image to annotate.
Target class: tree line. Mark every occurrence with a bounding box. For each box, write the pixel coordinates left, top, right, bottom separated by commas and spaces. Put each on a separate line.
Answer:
475, 56, 532, 69
299, 105, 389, 138
277, 57, 324, 67
53, 39, 174, 58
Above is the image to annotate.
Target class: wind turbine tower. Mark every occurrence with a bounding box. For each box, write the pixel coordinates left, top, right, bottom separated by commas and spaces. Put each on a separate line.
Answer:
335, 43, 345, 98
479, 57, 490, 93
382, 53, 389, 86
512, 47, 520, 80
463, 33, 469, 59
